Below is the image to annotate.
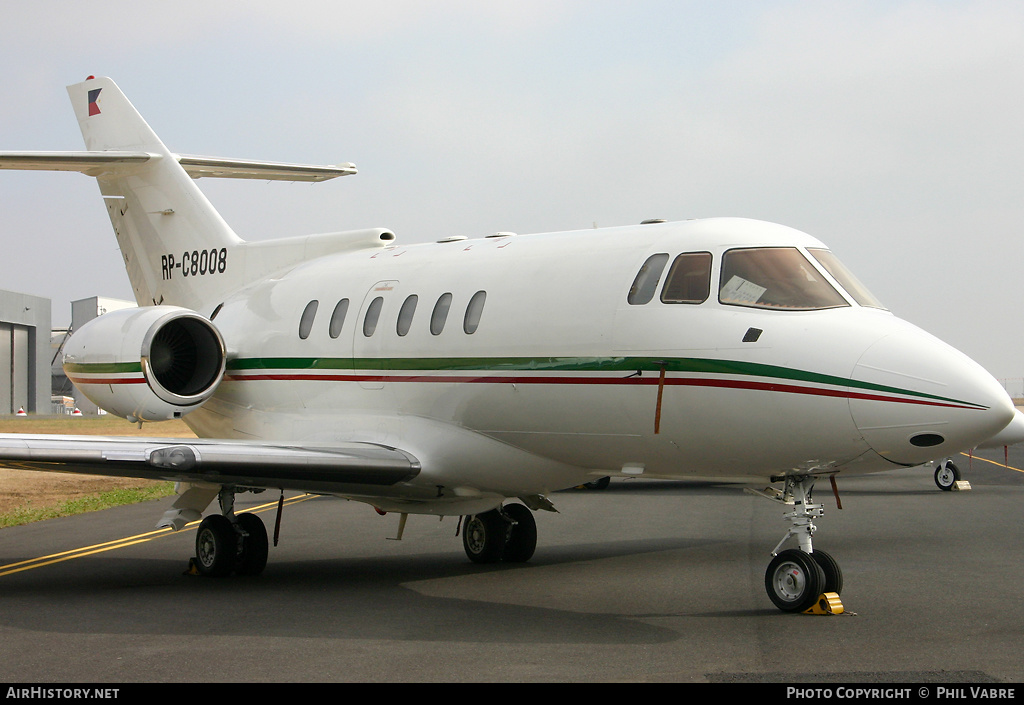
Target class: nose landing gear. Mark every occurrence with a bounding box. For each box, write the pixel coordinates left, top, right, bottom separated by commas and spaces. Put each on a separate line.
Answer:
751, 475, 844, 613
934, 459, 962, 491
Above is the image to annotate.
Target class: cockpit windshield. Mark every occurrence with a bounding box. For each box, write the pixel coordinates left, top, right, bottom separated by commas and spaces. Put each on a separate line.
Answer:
807, 248, 887, 310
719, 247, 848, 310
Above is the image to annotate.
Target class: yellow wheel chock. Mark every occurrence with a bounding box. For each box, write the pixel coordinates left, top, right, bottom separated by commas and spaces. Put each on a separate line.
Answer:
803, 592, 844, 615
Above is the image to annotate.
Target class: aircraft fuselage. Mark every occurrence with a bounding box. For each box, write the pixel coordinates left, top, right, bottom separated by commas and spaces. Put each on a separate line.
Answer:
189, 216, 1011, 506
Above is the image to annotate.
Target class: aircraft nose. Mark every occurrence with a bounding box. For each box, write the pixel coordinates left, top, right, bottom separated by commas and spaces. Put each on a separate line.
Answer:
976, 408, 1024, 449
850, 327, 1014, 465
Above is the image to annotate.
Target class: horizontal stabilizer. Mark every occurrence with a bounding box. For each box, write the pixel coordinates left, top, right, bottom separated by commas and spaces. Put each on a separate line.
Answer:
0, 151, 356, 182
176, 155, 356, 181
0, 434, 420, 493
0, 150, 153, 175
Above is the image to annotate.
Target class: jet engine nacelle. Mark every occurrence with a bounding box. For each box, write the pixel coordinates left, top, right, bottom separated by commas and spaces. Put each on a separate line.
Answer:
63, 306, 226, 422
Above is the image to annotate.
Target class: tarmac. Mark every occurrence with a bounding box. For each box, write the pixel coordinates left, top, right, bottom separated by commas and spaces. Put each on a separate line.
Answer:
0, 445, 1021, 685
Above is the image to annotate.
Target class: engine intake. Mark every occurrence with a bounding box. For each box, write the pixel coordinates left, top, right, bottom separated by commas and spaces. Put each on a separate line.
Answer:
143, 314, 225, 404
63, 306, 226, 422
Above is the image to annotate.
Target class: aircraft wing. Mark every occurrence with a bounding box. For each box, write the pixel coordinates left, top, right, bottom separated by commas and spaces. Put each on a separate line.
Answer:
0, 151, 355, 182
0, 434, 420, 494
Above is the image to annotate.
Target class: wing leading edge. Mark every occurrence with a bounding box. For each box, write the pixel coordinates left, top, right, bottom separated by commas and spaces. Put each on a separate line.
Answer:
0, 434, 420, 494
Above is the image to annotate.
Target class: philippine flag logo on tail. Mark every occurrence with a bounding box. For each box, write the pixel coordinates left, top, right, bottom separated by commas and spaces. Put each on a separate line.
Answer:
87, 88, 102, 116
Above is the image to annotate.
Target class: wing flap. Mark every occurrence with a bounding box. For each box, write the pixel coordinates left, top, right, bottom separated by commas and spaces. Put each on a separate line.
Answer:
0, 434, 420, 493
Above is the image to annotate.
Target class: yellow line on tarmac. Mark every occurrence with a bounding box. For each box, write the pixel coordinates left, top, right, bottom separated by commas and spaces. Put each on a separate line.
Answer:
959, 452, 1024, 474
0, 494, 315, 578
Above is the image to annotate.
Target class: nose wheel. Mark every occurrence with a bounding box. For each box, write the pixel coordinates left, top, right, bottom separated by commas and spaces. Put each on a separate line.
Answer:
766, 549, 823, 612
934, 459, 961, 491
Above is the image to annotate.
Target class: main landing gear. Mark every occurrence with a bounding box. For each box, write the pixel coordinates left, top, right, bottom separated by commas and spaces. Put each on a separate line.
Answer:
754, 475, 844, 613
461, 503, 538, 564
190, 489, 269, 577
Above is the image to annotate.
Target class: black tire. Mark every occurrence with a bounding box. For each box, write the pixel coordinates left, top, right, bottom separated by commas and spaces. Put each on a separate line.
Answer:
810, 549, 843, 594
462, 510, 507, 564
500, 504, 537, 563
934, 461, 961, 491
235, 512, 268, 576
194, 514, 238, 577
765, 549, 825, 613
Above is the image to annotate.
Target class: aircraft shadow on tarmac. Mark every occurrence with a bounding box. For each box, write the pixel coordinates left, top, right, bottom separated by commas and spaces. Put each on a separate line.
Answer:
0, 534, 758, 644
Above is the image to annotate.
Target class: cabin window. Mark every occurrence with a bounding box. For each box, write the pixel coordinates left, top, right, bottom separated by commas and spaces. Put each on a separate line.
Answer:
719, 247, 848, 310
397, 295, 418, 336
430, 293, 452, 335
464, 291, 486, 334
363, 296, 384, 337
661, 252, 712, 304
807, 248, 886, 310
627, 253, 669, 305
298, 300, 318, 340
328, 299, 349, 339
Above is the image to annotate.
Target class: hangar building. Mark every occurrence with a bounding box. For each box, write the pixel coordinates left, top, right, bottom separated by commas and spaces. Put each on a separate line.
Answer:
0, 289, 51, 415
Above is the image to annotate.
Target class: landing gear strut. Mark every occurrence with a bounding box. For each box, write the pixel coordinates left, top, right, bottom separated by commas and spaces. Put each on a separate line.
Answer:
462, 503, 537, 564
756, 475, 843, 613
192, 488, 269, 577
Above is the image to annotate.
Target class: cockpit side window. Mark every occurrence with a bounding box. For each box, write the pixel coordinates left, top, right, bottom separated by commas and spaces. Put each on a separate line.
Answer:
807, 248, 887, 310
627, 253, 669, 305
661, 252, 712, 304
719, 247, 848, 310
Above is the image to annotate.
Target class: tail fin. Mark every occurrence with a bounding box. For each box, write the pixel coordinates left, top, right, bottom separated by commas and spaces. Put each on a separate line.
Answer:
1, 77, 370, 315
67, 76, 243, 311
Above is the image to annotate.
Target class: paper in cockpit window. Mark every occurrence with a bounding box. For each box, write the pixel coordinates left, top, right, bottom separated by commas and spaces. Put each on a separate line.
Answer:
720, 276, 767, 305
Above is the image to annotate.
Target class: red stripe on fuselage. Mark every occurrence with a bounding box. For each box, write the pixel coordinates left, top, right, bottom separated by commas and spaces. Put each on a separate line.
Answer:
223, 372, 983, 411
67, 376, 146, 386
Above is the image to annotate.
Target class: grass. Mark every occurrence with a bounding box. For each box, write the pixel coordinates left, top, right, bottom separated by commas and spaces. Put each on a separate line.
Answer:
0, 483, 176, 529
0, 414, 196, 437
0, 414, 194, 527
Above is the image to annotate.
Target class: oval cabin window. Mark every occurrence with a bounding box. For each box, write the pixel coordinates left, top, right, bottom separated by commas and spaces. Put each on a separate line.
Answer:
329, 299, 349, 339
464, 291, 486, 334
431, 293, 452, 335
298, 300, 318, 340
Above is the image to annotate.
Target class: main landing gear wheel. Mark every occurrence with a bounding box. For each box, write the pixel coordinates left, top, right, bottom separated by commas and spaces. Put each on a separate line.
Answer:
462, 504, 537, 564
501, 503, 537, 563
766, 549, 824, 613
934, 460, 961, 491
193, 512, 269, 577
195, 514, 237, 577
235, 512, 269, 576
463, 510, 507, 563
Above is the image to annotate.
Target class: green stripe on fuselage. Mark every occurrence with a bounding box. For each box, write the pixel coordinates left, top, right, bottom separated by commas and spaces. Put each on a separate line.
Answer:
63, 361, 142, 374
224, 355, 982, 408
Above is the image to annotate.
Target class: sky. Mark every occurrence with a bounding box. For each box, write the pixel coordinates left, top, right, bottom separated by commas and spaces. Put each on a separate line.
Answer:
1, 1, 1023, 385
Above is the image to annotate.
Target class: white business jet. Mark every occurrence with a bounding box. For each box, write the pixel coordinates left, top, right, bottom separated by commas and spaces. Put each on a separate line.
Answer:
0, 77, 1015, 612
